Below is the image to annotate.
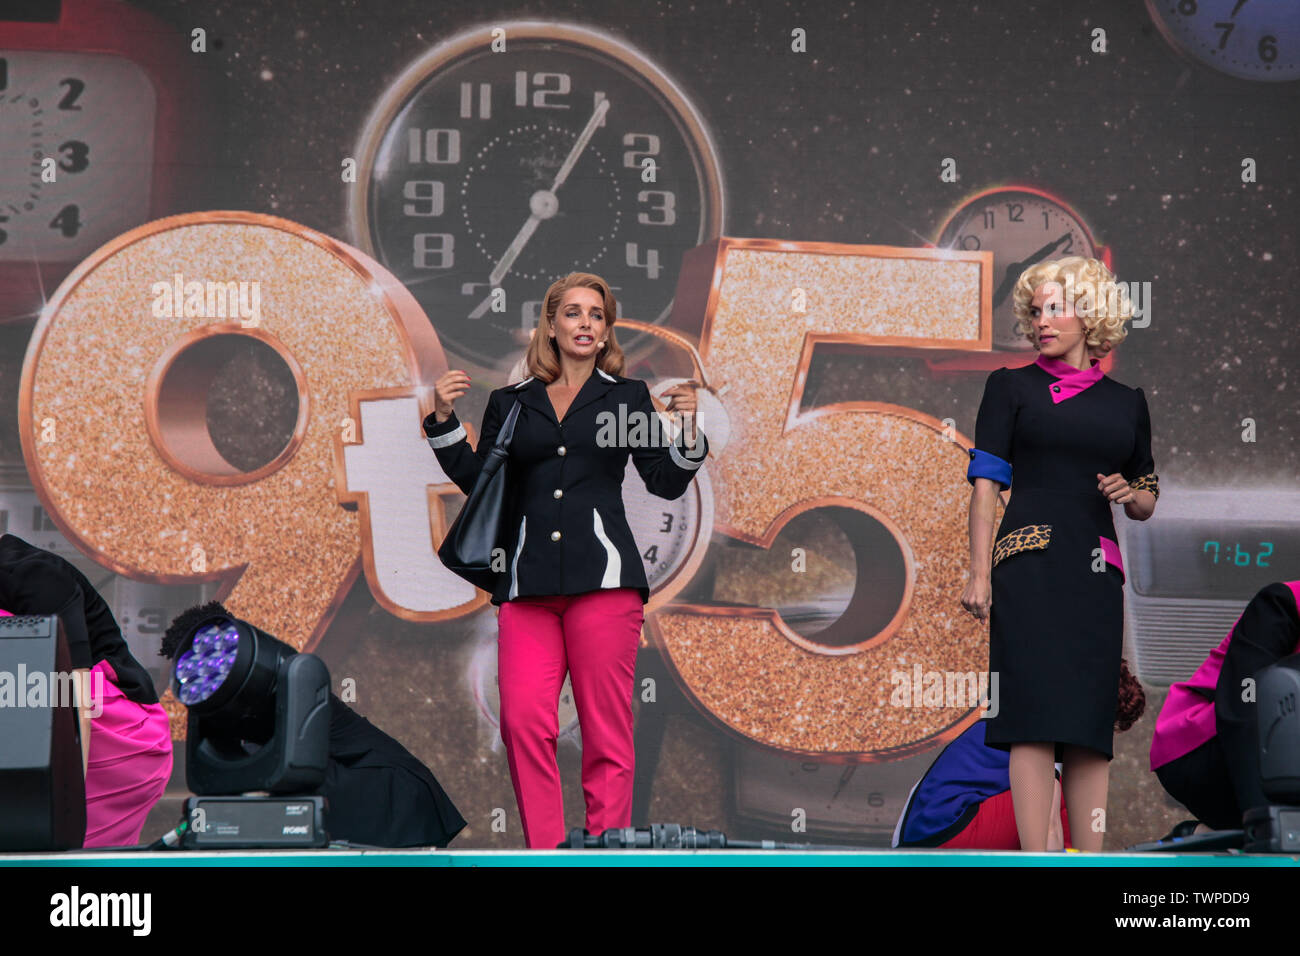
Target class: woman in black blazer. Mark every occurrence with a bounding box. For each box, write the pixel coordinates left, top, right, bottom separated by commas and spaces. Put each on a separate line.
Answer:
424, 272, 708, 848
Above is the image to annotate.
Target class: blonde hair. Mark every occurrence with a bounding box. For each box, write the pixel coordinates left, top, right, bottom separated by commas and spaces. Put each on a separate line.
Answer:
523, 272, 626, 383
1011, 256, 1133, 350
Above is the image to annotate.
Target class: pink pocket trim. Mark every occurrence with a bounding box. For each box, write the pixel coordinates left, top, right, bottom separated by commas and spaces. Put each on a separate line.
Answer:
1099, 535, 1124, 578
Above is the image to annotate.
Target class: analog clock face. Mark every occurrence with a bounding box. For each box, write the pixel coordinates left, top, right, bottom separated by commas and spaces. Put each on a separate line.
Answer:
351, 24, 725, 371
622, 456, 707, 597
0, 52, 155, 263
936, 190, 1098, 351
1146, 0, 1300, 82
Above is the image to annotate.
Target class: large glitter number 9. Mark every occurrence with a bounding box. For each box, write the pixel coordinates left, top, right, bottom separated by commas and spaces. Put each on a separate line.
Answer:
648, 239, 996, 759
19, 213, 469, 683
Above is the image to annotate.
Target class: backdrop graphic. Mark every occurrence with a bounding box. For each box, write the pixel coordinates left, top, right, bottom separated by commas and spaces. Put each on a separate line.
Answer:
0, 0, 1296, 848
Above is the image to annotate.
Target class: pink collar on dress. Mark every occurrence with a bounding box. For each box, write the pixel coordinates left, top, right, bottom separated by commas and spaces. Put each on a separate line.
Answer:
1034, 353, 1104, 404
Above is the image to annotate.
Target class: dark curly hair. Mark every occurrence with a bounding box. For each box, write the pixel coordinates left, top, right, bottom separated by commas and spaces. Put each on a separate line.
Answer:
159, 600, 234, 660
1114, 657, 1146, 732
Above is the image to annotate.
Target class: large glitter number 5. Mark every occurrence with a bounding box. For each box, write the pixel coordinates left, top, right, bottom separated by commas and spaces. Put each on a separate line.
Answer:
648, 239, 995, 759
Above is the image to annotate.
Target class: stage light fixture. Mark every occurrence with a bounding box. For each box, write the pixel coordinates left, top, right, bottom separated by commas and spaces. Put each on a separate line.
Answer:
175, 620, 241, 706
172, 611, 329, 796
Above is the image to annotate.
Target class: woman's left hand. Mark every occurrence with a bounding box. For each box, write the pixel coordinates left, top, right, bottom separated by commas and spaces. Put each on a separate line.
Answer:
1097, 472, 1133, 504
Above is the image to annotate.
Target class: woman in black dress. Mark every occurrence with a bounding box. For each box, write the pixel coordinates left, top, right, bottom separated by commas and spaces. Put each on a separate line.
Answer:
960, 256, 1158, 852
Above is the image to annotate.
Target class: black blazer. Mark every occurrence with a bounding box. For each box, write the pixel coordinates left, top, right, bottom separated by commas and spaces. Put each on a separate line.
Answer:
0, 533, 159, 706
423, 367, 708, 605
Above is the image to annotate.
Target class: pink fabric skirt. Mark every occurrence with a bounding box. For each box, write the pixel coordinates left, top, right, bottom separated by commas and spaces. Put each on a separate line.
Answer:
0, 609, 172, 846
82, 659, 173, 848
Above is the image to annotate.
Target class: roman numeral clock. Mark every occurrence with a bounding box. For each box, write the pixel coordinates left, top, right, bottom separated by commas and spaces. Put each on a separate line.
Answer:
348, 21, 726, 608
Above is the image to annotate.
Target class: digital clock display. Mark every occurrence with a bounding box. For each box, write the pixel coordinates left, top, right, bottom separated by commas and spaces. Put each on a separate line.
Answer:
1132, 525, 1294, 599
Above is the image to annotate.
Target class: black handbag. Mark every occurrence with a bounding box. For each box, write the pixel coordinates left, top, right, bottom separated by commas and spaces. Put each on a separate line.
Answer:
436, 399, 522, 592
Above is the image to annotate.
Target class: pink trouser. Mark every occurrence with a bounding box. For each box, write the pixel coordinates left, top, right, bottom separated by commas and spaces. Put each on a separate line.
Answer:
496, 587, 644, 849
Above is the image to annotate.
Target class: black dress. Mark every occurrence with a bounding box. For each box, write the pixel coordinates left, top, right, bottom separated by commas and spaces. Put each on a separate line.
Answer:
966, 354, 1157, 760
319, 694, 467, 847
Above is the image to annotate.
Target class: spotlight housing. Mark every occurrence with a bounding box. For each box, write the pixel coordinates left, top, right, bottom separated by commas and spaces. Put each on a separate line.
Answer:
172, 612, 329, 795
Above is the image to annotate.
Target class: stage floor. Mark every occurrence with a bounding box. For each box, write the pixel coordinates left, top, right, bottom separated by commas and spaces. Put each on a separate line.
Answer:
3, 848, 1298, 866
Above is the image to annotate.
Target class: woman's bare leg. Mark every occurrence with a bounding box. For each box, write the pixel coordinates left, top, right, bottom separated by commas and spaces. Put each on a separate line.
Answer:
1062, 744, 1110, 852
1008, 741, 1056, 851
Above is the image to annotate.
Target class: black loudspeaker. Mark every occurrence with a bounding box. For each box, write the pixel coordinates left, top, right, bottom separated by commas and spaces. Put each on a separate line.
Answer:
1243, 805, 1300, 853
1256, 653, 1300, 804
0, 615, 87, 850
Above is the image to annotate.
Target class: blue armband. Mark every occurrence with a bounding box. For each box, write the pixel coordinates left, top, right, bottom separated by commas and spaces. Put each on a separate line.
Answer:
966, 448, 1011, 490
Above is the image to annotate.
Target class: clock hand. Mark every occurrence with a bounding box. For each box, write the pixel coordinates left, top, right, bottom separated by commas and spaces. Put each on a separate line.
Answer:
1018, 233, 1073, 272
468, 202, 544, 319
550, 96, 610, 191
488, 215, 542, 288
469, 97, 613, 320
991, 233, 1072, 306
828, 764, 856, 804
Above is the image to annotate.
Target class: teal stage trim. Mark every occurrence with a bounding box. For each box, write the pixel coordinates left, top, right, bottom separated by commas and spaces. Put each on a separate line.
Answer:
2, 849, 1297, 867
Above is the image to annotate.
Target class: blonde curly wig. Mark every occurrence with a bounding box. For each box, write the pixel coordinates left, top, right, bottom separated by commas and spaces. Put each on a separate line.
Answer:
1011, 256, 1134, 351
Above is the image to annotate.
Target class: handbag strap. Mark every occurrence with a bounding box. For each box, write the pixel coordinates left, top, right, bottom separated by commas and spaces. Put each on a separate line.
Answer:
494, 399, 522, 451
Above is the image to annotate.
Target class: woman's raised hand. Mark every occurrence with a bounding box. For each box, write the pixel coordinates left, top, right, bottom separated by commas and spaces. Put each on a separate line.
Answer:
658, 380, 699, 418
433, 370, 471, 423
658, 380, 701, 445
